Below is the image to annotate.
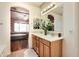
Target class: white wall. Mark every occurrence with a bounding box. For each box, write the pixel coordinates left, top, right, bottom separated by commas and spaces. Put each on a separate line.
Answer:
74, 3, 79, 56
0, 3, 10, 56
63, 2, 79, 57
0, 2, 41, 56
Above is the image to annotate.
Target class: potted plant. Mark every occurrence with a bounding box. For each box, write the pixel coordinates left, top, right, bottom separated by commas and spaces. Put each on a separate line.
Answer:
41, 19, 54, 35
46, 20, 54, 31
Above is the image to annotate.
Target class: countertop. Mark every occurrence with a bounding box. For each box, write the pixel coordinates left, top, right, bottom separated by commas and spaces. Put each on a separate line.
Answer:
11, 34, 28, 41
11, 34, 26, 37
32, 31, 63, 42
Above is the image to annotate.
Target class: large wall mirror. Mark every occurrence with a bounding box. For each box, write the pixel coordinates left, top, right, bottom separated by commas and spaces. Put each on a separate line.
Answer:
41, 3, 63, 32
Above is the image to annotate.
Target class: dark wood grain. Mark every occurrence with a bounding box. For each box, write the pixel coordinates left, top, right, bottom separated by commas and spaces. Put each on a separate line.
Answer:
11, 39, 28, 52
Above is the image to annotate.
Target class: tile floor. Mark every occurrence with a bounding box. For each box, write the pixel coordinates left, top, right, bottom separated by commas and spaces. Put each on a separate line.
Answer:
8, 49, 38, 57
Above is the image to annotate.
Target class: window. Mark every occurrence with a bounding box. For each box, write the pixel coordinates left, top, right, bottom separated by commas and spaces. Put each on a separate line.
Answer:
14, 23, 20, 32
14, 23, 29, 32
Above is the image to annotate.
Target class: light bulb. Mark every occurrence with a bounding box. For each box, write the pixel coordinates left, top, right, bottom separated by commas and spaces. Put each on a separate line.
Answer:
50, 3, 53, 7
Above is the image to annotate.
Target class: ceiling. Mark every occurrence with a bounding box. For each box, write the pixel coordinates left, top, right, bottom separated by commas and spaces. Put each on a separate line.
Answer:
30, 2, 44, 7
52, 6, 63, 15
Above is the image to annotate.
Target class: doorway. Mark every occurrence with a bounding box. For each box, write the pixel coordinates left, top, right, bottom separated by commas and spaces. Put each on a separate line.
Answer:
10, 7, 29, 52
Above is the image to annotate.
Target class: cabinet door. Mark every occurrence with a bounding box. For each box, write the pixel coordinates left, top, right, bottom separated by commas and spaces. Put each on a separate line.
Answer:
51, 40, 62, 57
32, 35, 37, 51
40, 42, 44, 57
33, 39, 37, 51
36, 39, 40, 55
32, 38, 35, 49
11, 41, 18, 51
11, 40, 22, 52
43, 45, 50, 57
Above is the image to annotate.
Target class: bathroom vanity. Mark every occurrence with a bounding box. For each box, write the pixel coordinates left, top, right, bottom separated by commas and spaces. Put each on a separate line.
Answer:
32, 31, 63, 57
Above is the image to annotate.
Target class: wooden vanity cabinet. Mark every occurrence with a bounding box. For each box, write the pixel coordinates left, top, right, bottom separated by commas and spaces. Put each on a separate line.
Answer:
51, 40, 62, 57
32, 35, 40, 55
43, 45, 50, 57
36, 37, 40, 55
40, 37, 50, 57
39, 42, 44, 57
32, 35, 37, 52
32, 34, 62, 57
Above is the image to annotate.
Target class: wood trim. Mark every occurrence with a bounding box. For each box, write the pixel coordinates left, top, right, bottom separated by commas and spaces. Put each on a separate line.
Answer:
49, 42, 51, 57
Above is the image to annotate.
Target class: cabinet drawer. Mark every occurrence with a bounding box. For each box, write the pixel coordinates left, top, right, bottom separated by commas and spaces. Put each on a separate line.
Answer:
36, 37, 40, 41
39, 38, 50, 46
39, 37, 43, 42
42, 39, 50, 46
51, 40, 62, 47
